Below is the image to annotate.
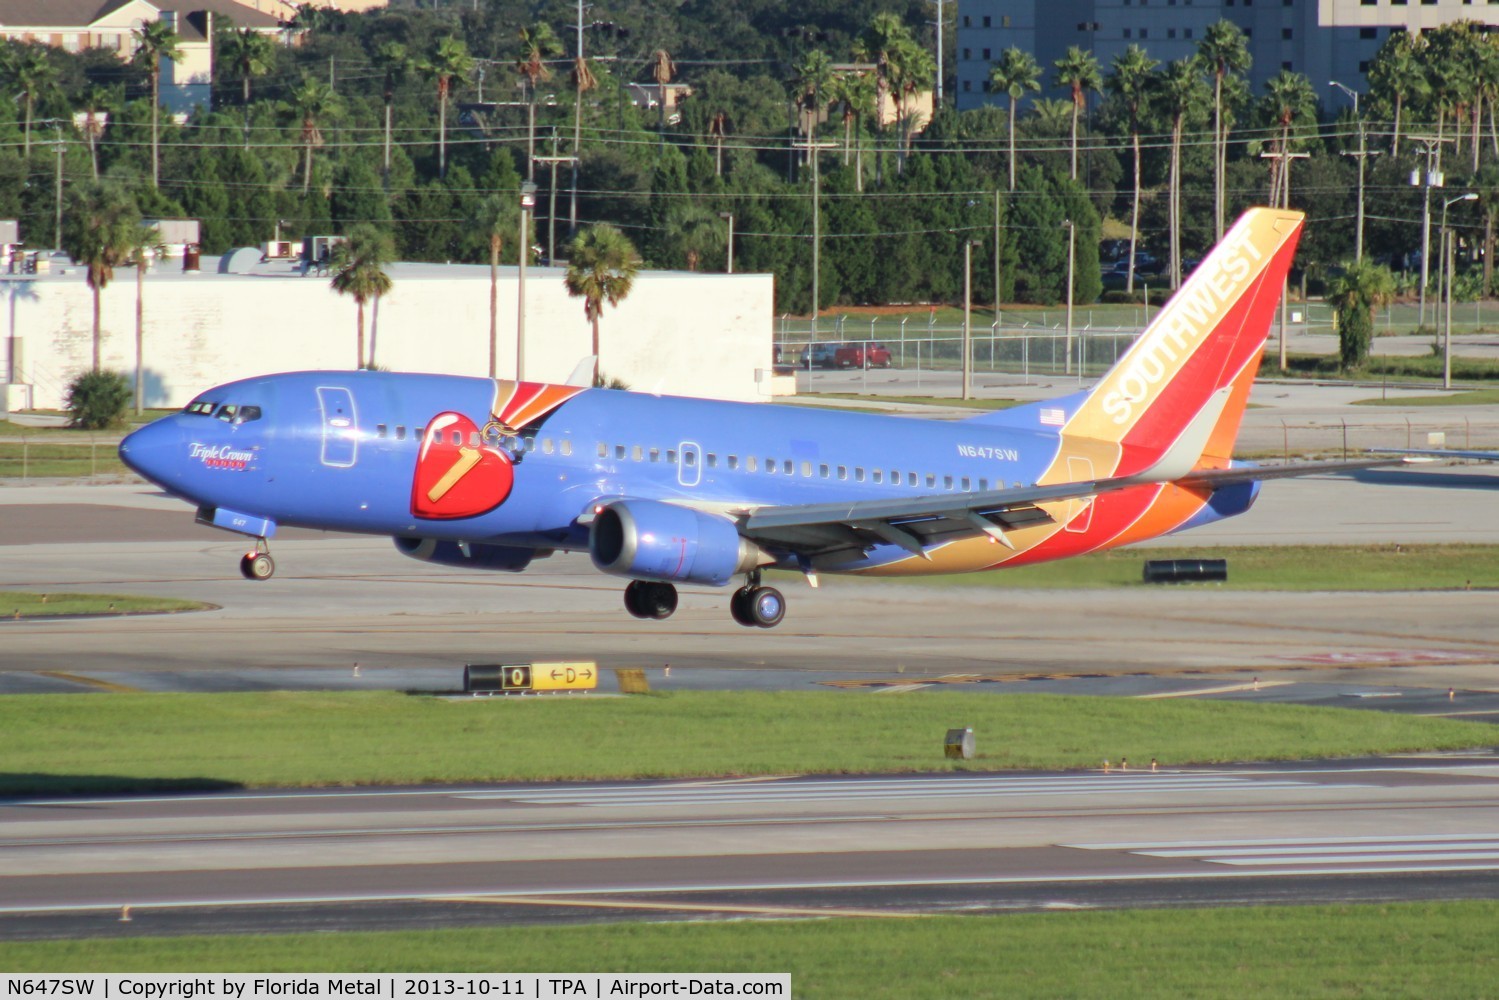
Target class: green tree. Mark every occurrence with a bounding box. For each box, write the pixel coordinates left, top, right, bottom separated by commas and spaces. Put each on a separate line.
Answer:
790, 49, 836, 165
1107, 45, 1158, 294
61, 180, 142, 372
514, 24, 562, 182
1259, 70, 1318, 207
329, 224, 395, 369
563, 223, 641, 385
373, 41, 411, 186
830, 68, 877, 191
64, 369, 132, 430
1327, 258, 1396, 370
76, 83, 115, 179
1156, 57, 1209, 288
988, 48, 1041, 190
1198, 20, 1252, 240
1368, 31, 1431, 157
218, 26, 276, 149
7, 45, 58, 161
422, 37, 473, 179
289, 78, 340, 194
131, 19, 183, 188
1053, 46, 1101, 181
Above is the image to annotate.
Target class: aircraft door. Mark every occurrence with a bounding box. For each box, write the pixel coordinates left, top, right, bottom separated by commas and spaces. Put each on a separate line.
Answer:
316, 385, 359, 468
677, 441, 702, 487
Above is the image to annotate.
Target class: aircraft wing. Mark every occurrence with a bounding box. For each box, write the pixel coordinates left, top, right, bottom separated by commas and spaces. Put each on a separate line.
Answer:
739, 458, 1397, 559
1369, 448, 1499, 462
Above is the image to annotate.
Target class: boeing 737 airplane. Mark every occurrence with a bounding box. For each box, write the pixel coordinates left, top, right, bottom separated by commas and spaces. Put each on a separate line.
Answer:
119, 208, 1372, 628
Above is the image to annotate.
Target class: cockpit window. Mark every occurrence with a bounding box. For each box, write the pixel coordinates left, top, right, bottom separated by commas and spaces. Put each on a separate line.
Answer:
185, 400, 217, 415
215, 404, 238, 422
186, 400, 261, 423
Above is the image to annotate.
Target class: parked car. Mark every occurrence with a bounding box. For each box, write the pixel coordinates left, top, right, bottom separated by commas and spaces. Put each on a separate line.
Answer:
835, 342, 893, 369
798, 343, 839, 368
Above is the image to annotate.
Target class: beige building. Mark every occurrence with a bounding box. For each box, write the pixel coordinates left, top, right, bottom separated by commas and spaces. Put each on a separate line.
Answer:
0, 1, 284, 110
1, 254, 777, 411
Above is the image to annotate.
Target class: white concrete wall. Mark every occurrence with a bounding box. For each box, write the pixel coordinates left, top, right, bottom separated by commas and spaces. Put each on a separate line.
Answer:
0, 261, 775, 410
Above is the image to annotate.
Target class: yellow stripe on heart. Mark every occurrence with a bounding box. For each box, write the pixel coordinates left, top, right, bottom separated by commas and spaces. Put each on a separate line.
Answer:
427, 446, 483, 503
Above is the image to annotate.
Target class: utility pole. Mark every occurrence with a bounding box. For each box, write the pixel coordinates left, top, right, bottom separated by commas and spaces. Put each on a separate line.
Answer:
53, 137, 64, 249
719, 212, 735, 273
932, 0, 945, 106
1064, 220, 1075, 378
1330, 81, 1380, 263
794, 138, 837, 343
1261, 149, 1309, 370
963, 238, 979, 400
1409, 135, 1453, 330
571, 0, 585, 238
993, 190, 1003, 336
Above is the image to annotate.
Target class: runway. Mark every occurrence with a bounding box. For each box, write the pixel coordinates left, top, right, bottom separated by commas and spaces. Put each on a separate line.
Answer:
5, 758, 1499, 938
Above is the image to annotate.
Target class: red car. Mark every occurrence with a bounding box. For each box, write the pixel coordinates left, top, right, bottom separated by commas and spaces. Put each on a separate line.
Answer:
834, 342, 892, 369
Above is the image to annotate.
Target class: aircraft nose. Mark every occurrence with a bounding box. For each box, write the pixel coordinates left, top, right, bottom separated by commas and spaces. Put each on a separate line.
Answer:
118, 417, 183, 488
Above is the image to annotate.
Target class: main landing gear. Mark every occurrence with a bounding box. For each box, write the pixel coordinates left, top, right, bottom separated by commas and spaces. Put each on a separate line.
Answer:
729, 573, 785, 629
239, 539, 275, 581
624, 579, 678, 620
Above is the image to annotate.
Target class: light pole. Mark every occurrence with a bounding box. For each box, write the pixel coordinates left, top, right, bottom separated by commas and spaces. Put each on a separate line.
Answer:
962, 238, 980, 400
517, 181, 537, 381
53, 137, 64, 250
795, 138, 837, 342
1441, 191, 1477, 389
1330, 80, 1379, 263
719, 211, 734, 273
1063, 220, 1076, 378
993, 190, 1003, 337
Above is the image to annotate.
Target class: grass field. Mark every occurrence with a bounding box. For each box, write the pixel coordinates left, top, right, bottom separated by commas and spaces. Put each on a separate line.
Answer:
832, 543, 1499, 592
1356, 386, 1499, 407
0, 440, 128, 478
0, 592, 208, 618
3, 691, 1492, 796
5, 902, 1499, 996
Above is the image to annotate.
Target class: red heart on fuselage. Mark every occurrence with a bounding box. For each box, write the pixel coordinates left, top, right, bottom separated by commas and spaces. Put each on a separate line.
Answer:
411, 412, 513, 520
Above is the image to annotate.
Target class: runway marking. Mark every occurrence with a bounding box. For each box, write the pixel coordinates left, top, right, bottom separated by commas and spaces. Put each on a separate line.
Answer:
872, 683, 932, 694
435, 894, 921, 920
34, 671, 141, 693
1065, 834, 1499, 872
1135, 680, 1294, 699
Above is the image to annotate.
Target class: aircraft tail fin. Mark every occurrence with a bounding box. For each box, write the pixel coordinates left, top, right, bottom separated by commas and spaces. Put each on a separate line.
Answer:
1040, 208, 1303, 484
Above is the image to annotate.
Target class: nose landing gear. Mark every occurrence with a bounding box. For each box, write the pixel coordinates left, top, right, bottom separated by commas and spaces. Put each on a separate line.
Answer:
239, 539, 275, 581
729, 572, 785, 629
624, 579, 678, 619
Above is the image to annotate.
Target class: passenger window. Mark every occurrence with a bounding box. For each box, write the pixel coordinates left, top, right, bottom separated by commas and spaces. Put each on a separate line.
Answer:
926, 474, 936, 488
746, 456, 757, 472
819, 464, 830, 478
649, 447, 660, 462
766, 460, 776, 474
543, 438, 555, 455
961, 477, 970, 491
615, 445, 626, 460
855, 468, 865, 483
872, 470, 883, 484
632, 445, 643, 461
396, 426, 406, 441
561, 440, 573, 457
801, 462, 812, 477
598, 442, 607, 458
470, 431, 482, 448
907, 472, 917, 487
727, 455, 738, 470
376, 423, 388, 438
944, 476, 954, 490
785, 460, 794, 475
979, 478, 989, 491
414, 426, 423, 439
524, 436, 535, 452
707, 454, 717, 468
836, 466, 847, 481
450, 430, 462, 446
668, 450, 677, 463
685, 451, 697, 467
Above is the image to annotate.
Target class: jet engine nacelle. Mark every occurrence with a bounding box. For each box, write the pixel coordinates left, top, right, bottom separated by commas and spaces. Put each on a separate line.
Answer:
394, 536, 537, 572
590, 499, 765, 586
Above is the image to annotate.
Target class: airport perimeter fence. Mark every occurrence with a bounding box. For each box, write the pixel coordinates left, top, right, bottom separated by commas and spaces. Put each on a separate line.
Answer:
1243, 416, 1499, 461
0, 431, 125, 481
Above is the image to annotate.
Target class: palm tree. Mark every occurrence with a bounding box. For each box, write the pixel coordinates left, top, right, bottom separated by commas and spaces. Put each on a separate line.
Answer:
989, 48, 1041, 190
132, 19, 183, 189
1197, 20, 1252, 240
329, 225, 395, 370
373, 42, 410, 185
562, 223, 641, 386
1053, 46, 1101, 181
651, 49, 675, 129
1368, 32, 1430, 157
514, 23, 561, 181
853, 12, 917, 185
218, 26, 276, 149
130, 222, 164, 415
886, 36, 934, 168
59, 180, 141, 372
422, 37, 473, 178
290, 78, 340, 193
830, 69, 876, 191
665, 203, 725, 272
1107, 45, 1158, 294
1326, 258, 1396, 370
475, 194, 517, 378
1157, 57, 1207, 289
10, 45, 57, 161
1260, 70, 1317, 208
790, 49, 836, 169
708, 109, 729, 176
77, 84, 115, 179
